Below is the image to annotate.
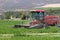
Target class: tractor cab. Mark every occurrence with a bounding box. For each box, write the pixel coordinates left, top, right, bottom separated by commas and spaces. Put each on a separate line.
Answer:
31, 10, 45, 21
30, 10, 45, 25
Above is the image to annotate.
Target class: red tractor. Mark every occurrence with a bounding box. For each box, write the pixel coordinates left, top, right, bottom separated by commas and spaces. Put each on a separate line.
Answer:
14, 10, 59, 28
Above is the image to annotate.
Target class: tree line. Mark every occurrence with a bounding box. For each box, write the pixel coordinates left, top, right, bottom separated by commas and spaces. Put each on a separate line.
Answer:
1, 8, 60, 20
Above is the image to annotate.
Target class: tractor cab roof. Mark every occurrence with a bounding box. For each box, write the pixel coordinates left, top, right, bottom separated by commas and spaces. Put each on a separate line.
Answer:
31, 10, 45, 12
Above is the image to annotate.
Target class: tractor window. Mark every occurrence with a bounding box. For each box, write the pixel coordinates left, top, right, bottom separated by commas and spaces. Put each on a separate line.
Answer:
39, 12, 44, 20
39, 12, 44, 17
31, 12, 44, 20
31, 12, 36, 20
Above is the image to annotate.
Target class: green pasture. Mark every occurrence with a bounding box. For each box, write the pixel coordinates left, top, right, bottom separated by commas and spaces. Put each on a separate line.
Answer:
0, 36, 60, 40
0, 20, 60, 33
0, 20, 60, 40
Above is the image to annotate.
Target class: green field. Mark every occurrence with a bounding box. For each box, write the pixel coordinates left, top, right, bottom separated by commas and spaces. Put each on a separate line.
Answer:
0, 36, 60, 40
0, 20, 60, 40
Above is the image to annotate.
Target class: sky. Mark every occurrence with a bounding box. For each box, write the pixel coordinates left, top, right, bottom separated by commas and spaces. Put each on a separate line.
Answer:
0, 0, 60, 12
